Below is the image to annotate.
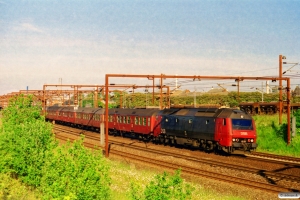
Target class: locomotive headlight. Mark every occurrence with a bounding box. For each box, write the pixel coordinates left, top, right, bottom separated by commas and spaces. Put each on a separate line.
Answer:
232, 138, 236, 142
251, 139, 254, 142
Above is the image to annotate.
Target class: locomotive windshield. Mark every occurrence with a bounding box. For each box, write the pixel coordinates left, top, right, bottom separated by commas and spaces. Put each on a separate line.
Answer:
231, 119, 253, 130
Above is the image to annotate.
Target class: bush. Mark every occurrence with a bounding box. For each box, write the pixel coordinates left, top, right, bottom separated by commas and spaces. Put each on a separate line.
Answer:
0, 95, 56, 187
40, 138, 111, 200
130, 169, 194, 200
293, 109, 300, 128
0, 95, 112, 199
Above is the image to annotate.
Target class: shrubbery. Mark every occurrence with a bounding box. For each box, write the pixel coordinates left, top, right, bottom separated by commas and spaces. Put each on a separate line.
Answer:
130, 169, 194, 200
0, 95, 112, 199
293, 109, 300, 128
40, 139, 111, 199
0, 95, 55, 187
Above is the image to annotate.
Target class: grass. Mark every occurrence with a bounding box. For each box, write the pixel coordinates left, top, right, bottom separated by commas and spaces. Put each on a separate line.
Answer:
0, 173, 39, 200
253, 115, 300, 157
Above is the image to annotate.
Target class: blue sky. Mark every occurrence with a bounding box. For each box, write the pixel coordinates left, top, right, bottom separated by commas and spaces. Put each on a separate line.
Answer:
0, 0, 299, 95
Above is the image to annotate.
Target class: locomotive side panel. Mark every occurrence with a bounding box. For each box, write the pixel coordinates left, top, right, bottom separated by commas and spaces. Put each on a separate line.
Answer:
215, 118, 232, 147
191, 117, 215, 140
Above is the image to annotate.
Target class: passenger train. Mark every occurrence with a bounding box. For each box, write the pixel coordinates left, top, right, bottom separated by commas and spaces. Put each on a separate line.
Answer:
46, 106, 257, 153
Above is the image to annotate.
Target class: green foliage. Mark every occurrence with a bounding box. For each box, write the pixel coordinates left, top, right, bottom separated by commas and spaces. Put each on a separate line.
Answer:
130, 169, 194, 200
293, 109, 300, 128
40, 138, 111, 200
2, 95, 43, 126
107, 91, 285, 108
0, 95, 112, 199
253, 115, 300, 156
0, 95, 57, 187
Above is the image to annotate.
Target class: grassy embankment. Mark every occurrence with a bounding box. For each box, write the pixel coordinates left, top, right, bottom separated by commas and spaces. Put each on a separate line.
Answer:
254, 115, 300, 157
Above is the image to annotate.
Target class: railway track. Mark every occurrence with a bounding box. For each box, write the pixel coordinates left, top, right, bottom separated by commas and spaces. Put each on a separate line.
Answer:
53, 124, 300, 194
249, 152, 300, 164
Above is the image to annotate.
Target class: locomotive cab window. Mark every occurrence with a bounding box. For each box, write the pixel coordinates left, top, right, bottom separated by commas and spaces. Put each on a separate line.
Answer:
188, 119, 193, 124
206, 120, 209, 124
232, 119, 253, 130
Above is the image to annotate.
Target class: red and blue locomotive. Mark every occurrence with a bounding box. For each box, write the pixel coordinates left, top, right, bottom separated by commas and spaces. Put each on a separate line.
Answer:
46, 106, 257, 153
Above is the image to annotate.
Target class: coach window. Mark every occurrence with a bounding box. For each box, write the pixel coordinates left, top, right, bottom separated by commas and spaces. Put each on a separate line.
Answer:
143, 118, 146, 126
135, 117, 138, 125
123, 116, 127, 124
148, 118, 150, 126
127, 117, 131, 124
206, 120, 209, 125
189, 119, 193, 124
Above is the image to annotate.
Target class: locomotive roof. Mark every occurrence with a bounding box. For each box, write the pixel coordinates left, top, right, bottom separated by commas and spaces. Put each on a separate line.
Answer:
160, 107, 252, 119
160, 108, 219, 117
216, 108, 253, 119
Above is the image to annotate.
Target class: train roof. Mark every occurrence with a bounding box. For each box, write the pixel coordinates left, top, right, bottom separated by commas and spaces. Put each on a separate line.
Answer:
216, 108, 253, 119
160, 107, 252, 119
160, 108, 219, 117
46, 106, 76, 112
75, 107, 105, 114
109, 108, 160, 116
